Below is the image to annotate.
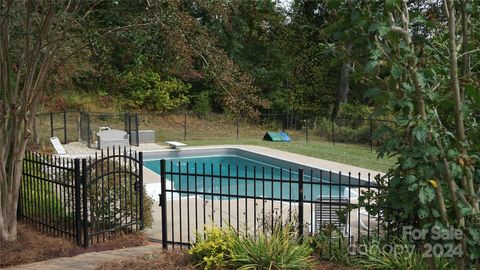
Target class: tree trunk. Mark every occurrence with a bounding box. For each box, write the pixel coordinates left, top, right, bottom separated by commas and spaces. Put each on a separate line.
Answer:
445, 0, 469, 268
460, 0, 470, 99
0, 111, 32, 241
332, 41, 352, 118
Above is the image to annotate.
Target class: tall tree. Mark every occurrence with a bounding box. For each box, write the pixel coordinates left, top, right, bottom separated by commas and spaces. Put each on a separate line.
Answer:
0, 0, 93, 240
328, 1, 480, 269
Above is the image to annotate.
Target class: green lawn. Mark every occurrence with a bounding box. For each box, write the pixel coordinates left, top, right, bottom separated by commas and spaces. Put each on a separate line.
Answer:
184, 139, 395, 172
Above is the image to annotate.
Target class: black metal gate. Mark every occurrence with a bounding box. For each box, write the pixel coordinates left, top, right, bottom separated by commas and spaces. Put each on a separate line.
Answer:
82, 148, 144, 246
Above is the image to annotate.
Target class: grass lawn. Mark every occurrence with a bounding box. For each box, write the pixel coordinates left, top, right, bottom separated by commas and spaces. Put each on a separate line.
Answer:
184, 139, 395, 173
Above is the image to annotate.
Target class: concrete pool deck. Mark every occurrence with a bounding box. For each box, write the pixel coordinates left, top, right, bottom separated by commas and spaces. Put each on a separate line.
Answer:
60, 143, 383, 177
142, 145, 384, 176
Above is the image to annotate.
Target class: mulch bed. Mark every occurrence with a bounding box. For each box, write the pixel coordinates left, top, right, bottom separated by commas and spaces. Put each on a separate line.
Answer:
96, 250, 195, 270
314, 259, 359, 270
1, 222, 358, 270
0, 221, 147, 268
95, 251, 358, 270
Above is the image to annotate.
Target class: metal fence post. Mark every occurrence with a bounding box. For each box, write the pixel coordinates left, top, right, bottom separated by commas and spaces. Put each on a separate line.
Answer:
135, 113, 139, 146
298, 168, 304, 240
81, 159, 88, 248
305, 120, 308, 142
369, 119, 373, 152
184, 113, 187, 141
74, 159, 82, 245
17, 172, 22, 217
160, 159, 168, 249
331, 118, 335, 146
236, 116, 239, 140
124, 111, 129, 134
50, 112, 54, 138
139, 152, 144, 229
87, 113, 91, 148
63, 111, 67, 143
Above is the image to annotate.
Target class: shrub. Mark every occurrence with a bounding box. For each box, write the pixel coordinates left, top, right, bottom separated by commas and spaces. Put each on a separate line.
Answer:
306, 225, 353, 264
192, 91, 212, 114
230, 224, 314, 270
120, 70, 190, 112
188, 226, 236, 270
189, 223, 314, 270
88, 160, 154, 230
20, 178, 69, 221
316, 103, 374, 144
309, 233, 456, 270
20, 161, 71, 225
352, 238, 455, 270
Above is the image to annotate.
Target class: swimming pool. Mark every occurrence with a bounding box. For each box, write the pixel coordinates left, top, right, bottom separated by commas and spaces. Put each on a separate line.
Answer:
143, 148, 365, 200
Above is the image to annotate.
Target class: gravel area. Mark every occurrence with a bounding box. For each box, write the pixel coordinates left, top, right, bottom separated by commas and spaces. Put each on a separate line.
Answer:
58, 142, 169, 159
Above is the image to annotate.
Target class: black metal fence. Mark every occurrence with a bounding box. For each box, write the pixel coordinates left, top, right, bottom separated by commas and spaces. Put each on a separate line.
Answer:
36, 111, 394, 151
34, 111, 80, 146
18, 148, 144, 247
156, 159, 395, 256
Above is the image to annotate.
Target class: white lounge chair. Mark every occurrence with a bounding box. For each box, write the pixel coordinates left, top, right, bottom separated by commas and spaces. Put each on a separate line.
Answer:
50, 137, 66, 155
313, 196, 351, 238
165, 141, 186, 149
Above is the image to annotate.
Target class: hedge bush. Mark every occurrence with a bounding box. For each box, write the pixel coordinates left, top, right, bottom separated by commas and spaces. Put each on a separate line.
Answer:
189, 224, 314, 270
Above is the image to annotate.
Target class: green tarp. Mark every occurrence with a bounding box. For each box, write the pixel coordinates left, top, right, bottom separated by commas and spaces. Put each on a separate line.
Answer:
263, 132, 285, 142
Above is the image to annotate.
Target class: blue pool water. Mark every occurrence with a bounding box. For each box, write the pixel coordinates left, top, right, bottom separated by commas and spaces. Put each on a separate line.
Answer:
144, 155, 347, 200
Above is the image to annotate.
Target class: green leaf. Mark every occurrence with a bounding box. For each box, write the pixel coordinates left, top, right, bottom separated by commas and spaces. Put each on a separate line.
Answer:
365, 87, 381, 98
368, 23, 390, 36
401, 82, 414, 93
412, 125, 428, 143
408, 183, 419, 191
425, 146, 440, 157
419, 186, 435, 204
402, 157, 416, 169
459, 204, 472, 216
404, 175, 417, 184
385, 0, 398, 10
418, 208, 429, 219
368, 23, 380, 33
378, 25, 391, 36
364, 60, 378, 73
465, 85, 479, 105
447, 149, 459, 158
371, 125, 391, 140
395, 115, 410, 126
391, 65, 402, 79
450, 162, 463, 178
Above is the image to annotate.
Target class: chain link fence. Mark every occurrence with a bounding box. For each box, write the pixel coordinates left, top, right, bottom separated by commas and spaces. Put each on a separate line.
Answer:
35, 111, 394, 151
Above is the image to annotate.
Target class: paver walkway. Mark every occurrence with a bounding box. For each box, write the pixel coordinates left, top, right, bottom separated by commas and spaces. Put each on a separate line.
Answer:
5, 244, 162, 270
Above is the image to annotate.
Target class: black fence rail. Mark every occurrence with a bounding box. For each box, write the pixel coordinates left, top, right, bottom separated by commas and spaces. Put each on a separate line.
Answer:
18, 148, 144, 247
19, 152, 80, 242
156, 159, 396, 257
35, 111, 394, 151
34, 111, 81, 146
